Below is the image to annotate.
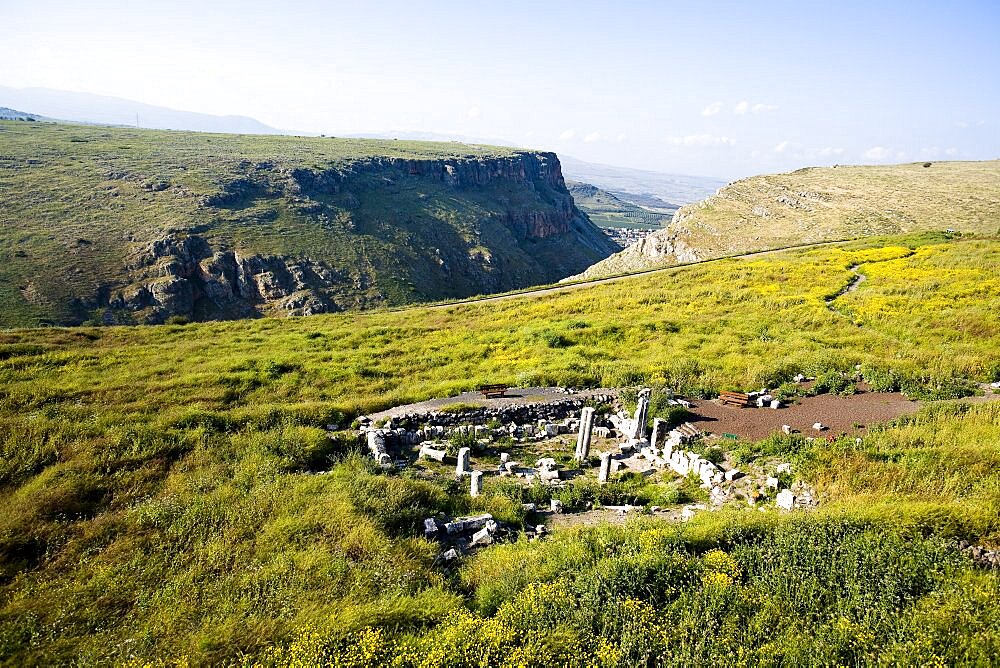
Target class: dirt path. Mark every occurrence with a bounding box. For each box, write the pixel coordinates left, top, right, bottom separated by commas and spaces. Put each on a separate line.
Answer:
825, 264, 866, 319
543, 506, 684, 530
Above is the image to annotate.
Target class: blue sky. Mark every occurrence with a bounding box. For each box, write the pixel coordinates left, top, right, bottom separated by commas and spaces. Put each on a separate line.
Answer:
1, 0, 997, 178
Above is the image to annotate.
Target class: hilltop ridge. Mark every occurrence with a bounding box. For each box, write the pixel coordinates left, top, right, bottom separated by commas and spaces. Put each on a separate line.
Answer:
573, 160, 1000, 278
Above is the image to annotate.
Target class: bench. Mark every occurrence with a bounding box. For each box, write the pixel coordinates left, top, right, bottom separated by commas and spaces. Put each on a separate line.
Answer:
719, 391, 750, 407
478, 384, 509, 398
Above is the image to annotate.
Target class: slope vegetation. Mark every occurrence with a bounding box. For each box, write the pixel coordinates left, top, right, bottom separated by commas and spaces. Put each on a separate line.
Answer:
577, 160, 1000, 278
567, 180, 677, 230
1, 232, 999, 663
0, 121, 616, 327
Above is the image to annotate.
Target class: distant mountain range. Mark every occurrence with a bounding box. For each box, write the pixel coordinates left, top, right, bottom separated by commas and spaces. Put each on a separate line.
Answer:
0, 86, 281, 134
566, 180, 676, 231
559, 155, 727, 206
0, 106, 49, 121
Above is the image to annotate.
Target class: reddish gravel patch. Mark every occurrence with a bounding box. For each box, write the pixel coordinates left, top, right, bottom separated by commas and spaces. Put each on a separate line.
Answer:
686, 391, 920, 441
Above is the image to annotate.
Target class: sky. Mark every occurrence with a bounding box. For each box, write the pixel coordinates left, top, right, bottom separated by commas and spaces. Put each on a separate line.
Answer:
1, 0, 998, 179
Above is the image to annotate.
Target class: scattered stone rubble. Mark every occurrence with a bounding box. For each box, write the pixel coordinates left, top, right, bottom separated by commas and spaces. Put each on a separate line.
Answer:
957, 540, 1000, 570
424, 513, 512, 556
354, 395, 620, 467
378, 387, 826, 539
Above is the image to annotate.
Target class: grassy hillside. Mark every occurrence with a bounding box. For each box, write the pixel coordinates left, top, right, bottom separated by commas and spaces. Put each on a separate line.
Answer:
567, 180, 676, 230
578, 160, 1000, 278
0, 121, 615, 327
1, 231, 999, 663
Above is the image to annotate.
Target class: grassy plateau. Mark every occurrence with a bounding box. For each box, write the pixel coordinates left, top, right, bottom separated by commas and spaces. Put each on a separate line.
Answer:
0, 229, 999, 664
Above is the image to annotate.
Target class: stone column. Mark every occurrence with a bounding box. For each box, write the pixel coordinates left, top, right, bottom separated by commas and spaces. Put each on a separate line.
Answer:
631, 389, 651, 440
470, 470, 483, 497
456, 447, 471, 477
367, 430, 392, 467
575, 407, 595, 462
598, 452, 613, 483
367, 430, 385, 455
650, 417, 665, 450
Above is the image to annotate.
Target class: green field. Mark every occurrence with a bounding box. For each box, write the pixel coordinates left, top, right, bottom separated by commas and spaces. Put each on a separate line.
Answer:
567, 181, 675, 230
1, 231, 999, 664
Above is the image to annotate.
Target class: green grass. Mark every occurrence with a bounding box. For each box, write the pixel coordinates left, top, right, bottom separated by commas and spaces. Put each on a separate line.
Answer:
0, 121, 611, 327
568, 180, 674, 230
1, 232, 1000, 664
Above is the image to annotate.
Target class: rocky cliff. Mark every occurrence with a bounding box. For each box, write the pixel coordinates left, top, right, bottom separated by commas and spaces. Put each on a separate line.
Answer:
0, 122, 618, 326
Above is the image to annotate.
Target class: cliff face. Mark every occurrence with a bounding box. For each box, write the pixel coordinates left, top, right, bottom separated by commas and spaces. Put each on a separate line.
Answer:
78, 147, 616, 324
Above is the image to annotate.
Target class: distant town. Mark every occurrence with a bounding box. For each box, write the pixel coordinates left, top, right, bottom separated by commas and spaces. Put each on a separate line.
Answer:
603, 226, 657, 248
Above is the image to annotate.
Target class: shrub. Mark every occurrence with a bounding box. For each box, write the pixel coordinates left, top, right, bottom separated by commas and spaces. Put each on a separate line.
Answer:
812, 369, 857, 395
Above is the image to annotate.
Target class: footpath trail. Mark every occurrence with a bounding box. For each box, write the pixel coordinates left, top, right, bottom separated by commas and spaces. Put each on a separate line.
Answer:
825, 264, 867, 319
413, 238, 852, 311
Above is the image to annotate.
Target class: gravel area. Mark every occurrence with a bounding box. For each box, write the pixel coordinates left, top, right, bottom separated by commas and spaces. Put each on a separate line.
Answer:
687, 390, 920, 440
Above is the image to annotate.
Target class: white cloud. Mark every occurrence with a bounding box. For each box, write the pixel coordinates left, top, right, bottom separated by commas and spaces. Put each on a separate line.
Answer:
774, 141, 806, 154
734, 100, 749, 115
945, 147, 960, 156
863, 146, 892, 160
666, 134, 735, 147
558, 129, 576, 140
701, 101, 723, 117
615, 133, 627, 142
818, 147, 845, 158
752, 103, 779, 113
466, 105, 481, 119
583, 132, 601, 143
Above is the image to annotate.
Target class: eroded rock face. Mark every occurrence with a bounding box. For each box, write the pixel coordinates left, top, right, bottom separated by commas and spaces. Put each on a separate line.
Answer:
566, 230, 702, 281
112, 233, 351, 323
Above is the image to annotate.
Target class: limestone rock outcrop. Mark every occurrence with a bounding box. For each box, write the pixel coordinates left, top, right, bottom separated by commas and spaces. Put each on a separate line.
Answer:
112, 233, 348, 323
